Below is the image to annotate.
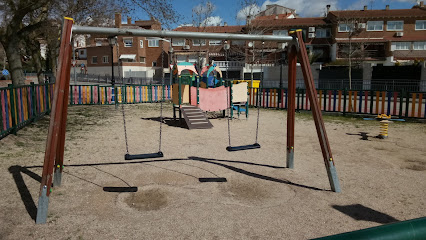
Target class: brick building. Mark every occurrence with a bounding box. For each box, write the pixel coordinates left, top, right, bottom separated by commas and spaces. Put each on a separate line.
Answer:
172, 1, 426, 75
327, 2, 426, 65
85, 2, 426, 80
86, 13, 170, 80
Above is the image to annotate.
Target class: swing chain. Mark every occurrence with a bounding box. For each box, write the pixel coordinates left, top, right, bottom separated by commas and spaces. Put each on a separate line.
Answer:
225, 40, 231, 147
116, 38, 129, 154
255, 41, 264, 144
158, 38, 165, 153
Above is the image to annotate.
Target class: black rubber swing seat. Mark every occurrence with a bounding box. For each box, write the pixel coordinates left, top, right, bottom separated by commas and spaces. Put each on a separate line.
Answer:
226, 143, 261, 152
125, 151, 164, 160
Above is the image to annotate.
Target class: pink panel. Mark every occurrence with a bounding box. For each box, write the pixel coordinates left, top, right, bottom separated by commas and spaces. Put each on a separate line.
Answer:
93, 86, 98, 103
136, 87, 140, 102
190, 86, 230, 112
74, 86, 78, 104
108, 87, 112, 104
190, 87, 197, 105
1, 91, 6, 130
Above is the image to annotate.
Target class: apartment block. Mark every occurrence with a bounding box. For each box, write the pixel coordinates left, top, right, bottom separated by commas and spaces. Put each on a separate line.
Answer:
86, 13, 170, 79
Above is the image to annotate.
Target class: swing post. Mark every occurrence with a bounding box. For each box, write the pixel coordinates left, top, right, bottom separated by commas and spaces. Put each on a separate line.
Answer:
37, 17, 74, 224
293, 30, 341, 193
286, 38, 297, 169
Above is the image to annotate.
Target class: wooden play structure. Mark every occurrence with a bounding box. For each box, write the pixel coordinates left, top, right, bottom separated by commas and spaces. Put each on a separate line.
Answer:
36, 18, 341, 224
171, 62, 248, 129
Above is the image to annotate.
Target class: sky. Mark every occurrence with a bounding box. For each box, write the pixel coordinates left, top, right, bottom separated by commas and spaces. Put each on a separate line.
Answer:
129, 0, 420, 28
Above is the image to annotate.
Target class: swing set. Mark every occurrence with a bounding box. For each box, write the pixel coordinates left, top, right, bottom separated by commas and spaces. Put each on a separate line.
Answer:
35, 18, 341, 224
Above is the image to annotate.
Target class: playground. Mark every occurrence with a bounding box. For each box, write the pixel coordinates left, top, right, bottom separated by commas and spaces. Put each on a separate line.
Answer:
0, 103, 425, 239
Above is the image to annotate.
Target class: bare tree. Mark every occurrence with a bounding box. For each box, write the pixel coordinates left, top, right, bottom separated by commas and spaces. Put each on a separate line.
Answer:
0, 0, 179, 86
0, 0, 50, 85
191, 1, 217, 73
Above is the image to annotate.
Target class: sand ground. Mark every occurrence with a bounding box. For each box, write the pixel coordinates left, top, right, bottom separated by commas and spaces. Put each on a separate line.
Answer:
0, 103, 425, 240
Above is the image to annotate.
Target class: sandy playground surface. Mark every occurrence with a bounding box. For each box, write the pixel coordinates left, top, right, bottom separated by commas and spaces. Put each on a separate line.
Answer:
0, 103, 425, 240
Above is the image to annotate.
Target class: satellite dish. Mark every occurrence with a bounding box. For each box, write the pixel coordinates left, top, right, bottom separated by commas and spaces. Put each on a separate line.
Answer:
248, 42, 253, 47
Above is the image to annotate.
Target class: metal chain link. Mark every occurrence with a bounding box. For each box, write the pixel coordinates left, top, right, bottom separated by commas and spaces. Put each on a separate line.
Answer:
116, 38, 129, 154
158, 39, 165, 153
225, 42, 231, 147
255, 42, 264, 144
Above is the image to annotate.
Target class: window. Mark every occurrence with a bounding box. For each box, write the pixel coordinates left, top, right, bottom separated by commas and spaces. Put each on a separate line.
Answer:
92, 56, 98, 64
139, 40, 144, 48
415, 20, 426, 30
79, 50, 85, 55
338, 23, 354, 32
139, 56, 146, 63
124, 38, 133, 47
367, 21, 383, 31
387, 21, 403, 31
272, 30, 288, 36
172, 38, 185, 46
152, 61, 157, 67
148, 38, 159, 47
414, 41, 426, 50
232, 40, 245, 46
392, 42, 411, 50
209, 40, 221, 45
121, 58, 134, 62
102, 56, 109, 63
315, 28, 331, 38
193, 39, 206, 46
96, 41, 102, 46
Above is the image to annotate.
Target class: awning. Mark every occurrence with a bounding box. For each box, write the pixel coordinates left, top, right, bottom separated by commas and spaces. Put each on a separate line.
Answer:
119, 54, 136, 59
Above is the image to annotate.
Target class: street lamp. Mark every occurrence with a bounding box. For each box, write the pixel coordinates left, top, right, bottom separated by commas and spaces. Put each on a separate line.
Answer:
108, 36, 117, 106
169, 46, 174, 85
224, 41, 230, 81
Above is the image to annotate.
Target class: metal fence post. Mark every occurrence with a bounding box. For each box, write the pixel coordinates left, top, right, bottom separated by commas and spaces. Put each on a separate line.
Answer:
343, 88, 347, 116
8, 85, 17, 134
30, 83, 37, 122
399, 90, 404, 118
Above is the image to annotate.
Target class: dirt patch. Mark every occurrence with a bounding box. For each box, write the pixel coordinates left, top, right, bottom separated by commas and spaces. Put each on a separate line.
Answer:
124, 188, 168, 211
221, 181, 271, 202
404, 159, 426, 171
1, 104, 425, 240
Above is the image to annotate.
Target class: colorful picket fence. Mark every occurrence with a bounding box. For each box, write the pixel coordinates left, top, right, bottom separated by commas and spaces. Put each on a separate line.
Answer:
69, 84, 172, 105
1, 83, 171, 140
248, 88, 426, 118
1, 83, 54, 138
2, 83, 425, 140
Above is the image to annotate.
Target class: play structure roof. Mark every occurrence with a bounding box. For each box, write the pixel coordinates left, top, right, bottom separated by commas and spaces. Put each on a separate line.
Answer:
175, 62, 198, 75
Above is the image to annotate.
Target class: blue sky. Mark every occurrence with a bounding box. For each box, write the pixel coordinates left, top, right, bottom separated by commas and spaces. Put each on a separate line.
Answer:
130, 0, 419, 28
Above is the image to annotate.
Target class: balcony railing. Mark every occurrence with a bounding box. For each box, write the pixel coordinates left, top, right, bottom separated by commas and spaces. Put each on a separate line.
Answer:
214, 61, 245, 68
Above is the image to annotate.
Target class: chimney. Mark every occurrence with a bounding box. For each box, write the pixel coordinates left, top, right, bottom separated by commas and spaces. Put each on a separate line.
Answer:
127, 17, 132, 25
386, 5, 389, 10
224, 22, 228, 26
326, 5, 331, 16
115, 13, 122, 28
421, 1, 424, 7
246, 15, 251, 26
275, 14, 279, 19
363, 5, 367, 10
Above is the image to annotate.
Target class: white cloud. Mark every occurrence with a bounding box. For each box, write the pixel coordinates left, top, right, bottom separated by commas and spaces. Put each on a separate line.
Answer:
201, 16, 223, 26
178, 23, 194, 27
193, 2, 216, 14
237, 4, 262, 21
260, 0, 338, 17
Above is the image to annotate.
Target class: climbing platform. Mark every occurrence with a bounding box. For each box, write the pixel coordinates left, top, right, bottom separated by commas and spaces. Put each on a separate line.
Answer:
181, 105, 213, 130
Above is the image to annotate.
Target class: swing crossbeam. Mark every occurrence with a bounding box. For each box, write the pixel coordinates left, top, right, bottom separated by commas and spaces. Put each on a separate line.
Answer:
226, 143, 260, 152
125, 152, 164, 160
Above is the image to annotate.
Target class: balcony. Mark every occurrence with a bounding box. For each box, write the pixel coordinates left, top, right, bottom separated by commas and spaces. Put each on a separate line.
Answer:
214, 61, 245, 69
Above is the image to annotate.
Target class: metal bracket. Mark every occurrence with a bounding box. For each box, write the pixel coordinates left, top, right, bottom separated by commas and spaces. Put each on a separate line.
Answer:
287, 36, 300, 54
